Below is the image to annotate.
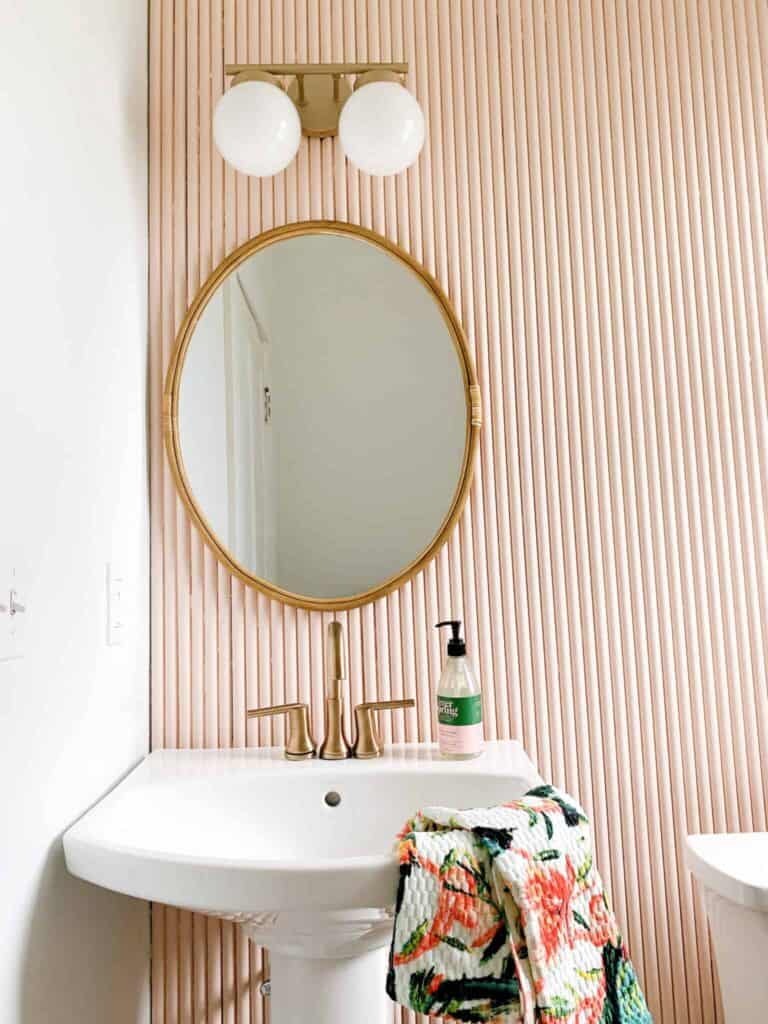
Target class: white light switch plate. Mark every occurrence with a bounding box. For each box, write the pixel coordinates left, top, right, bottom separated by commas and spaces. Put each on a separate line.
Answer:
0, 590, 9, 661
0, 565, 27, 662
107, 562, 128, 646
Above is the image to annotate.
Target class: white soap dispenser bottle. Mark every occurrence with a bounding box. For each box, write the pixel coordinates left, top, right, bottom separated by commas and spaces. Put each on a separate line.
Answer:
435, 620, 483, 759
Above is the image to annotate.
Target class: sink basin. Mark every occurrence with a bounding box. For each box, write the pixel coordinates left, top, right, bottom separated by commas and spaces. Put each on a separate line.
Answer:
64, 740, 539, 1023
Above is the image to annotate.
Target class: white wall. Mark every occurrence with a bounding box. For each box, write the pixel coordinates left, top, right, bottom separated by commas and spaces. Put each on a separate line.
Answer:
0, 2, 149, 1022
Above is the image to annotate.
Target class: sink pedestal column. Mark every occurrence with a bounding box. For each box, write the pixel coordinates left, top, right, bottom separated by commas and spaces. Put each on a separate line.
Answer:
270, 947, 389, 1024
238, 907, 395, 1024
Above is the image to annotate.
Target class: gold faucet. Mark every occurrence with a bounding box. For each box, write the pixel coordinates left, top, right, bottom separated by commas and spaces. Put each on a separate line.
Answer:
318, 621, 351, 759
247, 621, 414, 760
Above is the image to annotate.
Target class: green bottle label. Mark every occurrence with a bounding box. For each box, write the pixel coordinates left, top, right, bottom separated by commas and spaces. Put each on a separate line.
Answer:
438, 694, 482, 726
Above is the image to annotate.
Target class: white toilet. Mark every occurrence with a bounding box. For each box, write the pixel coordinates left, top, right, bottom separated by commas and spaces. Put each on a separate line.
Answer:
686, 832, 768, 1021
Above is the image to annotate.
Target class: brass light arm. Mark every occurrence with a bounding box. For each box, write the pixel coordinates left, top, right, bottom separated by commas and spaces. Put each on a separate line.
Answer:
247, 702, 316, 760
352, 699, 416, 759
224, 62, 408, 78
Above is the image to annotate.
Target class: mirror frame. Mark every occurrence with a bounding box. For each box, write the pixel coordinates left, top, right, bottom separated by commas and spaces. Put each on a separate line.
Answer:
163, 220, 481, 611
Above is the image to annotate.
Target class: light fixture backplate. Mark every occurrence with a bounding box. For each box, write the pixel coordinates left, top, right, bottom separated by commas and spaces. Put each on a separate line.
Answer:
287, 74, 352, 137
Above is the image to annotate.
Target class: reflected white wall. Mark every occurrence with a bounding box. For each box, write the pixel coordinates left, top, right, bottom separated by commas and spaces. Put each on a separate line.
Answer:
240, 234, 466, 598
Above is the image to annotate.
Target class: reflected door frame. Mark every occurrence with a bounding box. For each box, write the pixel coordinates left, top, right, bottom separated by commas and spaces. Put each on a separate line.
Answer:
222, 275, 277, 580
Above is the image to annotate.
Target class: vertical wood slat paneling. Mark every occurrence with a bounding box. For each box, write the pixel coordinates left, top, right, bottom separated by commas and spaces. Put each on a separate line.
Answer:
148, 2, 768, 1021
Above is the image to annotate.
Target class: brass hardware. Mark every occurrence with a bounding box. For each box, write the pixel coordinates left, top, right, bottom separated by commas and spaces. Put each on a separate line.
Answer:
225, 62, 409, 77
320, 699, 350, 759
247, 624, 414, 763
469, 384, 482, 428
353, 69, 402, 89
325, 621, 346, 699
286, 73, 351, 136
223, 62, 407, 139
319, 622, 351, 759
247, 703, 316, 760
352, 699, 416, 759
295, 74, 306, 106
230, 68, 284, 89
164, 221, 481, 613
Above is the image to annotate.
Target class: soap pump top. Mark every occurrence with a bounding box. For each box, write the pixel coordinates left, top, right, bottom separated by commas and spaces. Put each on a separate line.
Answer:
436, 619, 466, 657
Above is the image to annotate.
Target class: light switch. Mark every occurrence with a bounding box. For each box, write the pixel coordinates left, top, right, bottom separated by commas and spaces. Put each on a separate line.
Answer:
0, 590, 9, 662
0, 566, 27, 662
107, 562, 128, 646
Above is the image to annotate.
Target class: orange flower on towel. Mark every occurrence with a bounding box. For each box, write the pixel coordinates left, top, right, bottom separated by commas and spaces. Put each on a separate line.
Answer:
539, 984, 607, 1024
587, 891, 619, 948
572, 974, 609, 1024
522, 857, 577, 962
398, 837, 419, 865
427, 972, 445, 995
393, 853, 496, 966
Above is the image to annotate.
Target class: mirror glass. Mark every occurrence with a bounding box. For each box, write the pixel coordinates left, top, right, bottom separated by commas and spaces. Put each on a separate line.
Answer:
175, 228, 470, 604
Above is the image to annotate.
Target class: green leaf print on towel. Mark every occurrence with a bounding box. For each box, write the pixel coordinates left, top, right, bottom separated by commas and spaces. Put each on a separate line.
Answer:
408, 967, 521, 1020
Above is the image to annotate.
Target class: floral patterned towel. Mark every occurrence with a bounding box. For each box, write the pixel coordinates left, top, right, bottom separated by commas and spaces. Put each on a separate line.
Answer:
386, 784, 652, 1023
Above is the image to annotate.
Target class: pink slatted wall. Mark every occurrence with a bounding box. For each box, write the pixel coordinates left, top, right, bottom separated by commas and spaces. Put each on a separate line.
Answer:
149, 1, 768, 1021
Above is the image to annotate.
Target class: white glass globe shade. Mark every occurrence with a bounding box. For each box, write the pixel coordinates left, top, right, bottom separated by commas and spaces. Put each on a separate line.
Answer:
213, 80, 301, 176
338, 81, 425, 176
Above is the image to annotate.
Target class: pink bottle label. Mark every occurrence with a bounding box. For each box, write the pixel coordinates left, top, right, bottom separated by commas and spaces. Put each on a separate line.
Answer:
438, 722, 483, 755
437, 694, 483, 755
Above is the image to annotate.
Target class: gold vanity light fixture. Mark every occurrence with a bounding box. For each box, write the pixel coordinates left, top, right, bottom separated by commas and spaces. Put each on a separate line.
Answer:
213, 62, 425, 177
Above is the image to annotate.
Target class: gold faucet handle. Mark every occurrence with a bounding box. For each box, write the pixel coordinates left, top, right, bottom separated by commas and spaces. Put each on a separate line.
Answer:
352, 698, 415, 759
247, 702, 316, 760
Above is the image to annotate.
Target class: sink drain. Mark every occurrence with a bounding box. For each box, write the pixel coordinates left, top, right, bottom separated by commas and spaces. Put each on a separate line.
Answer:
324, 790, 342, 807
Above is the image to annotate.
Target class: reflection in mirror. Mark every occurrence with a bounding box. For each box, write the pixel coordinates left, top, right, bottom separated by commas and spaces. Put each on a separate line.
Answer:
176, 230, 470, 603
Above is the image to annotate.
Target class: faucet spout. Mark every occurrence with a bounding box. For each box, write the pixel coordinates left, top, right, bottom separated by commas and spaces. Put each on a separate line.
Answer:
325, 620, 345, 700
318, 621, 351, 759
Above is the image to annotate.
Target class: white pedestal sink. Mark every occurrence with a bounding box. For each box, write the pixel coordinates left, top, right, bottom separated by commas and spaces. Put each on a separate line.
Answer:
64, 741, 540, 1023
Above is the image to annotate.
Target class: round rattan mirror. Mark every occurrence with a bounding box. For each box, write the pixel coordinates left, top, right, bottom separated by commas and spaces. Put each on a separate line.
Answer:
164, 221, 480, 611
